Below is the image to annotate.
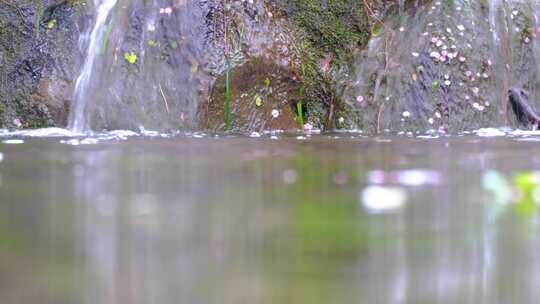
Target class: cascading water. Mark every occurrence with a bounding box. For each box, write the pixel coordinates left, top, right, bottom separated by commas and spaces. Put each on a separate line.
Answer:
341, 0, 540, 133
69, 0, 118, 132
69, 0, 209, 132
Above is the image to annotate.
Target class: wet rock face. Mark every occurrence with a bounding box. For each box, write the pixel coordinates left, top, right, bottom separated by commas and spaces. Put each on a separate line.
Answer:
0, 0, 428, 131
0, 0, 82, 128
340, 0, 540, 133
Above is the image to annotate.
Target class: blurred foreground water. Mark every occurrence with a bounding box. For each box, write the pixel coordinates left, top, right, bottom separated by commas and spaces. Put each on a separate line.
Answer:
2, 130, 540, 303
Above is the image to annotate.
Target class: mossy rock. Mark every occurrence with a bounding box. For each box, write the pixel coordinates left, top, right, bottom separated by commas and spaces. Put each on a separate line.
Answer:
276, 0, 370, 61
0, 94, 54, 129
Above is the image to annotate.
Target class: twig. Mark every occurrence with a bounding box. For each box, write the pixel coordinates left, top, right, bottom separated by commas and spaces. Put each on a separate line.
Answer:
377, 102, 385, 133
159, 83, 170, 114
362, 0, 392, 34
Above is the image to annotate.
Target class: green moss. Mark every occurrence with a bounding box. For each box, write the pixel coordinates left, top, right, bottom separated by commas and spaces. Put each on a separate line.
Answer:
0, 95, 53, 129
279, 0, 370, 61
0, 19, 24, 63
271, 0, 372, 129
289, 39, 339, 129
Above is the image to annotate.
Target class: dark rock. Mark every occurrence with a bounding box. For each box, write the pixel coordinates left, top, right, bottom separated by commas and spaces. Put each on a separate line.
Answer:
201, 57, 300, 132
508, 88, 540, 129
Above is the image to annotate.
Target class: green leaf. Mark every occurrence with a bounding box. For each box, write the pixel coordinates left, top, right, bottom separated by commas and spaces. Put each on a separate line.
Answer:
147, 39, 157, 47
255, 95, 263, 107
372, 25, 382, 37
46, 19, 56, 29
170, 41, 178, 49
124, 52, 138, 64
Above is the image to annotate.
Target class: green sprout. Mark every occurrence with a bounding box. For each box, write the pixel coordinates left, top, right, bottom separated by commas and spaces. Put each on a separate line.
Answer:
224, 61, 232, 130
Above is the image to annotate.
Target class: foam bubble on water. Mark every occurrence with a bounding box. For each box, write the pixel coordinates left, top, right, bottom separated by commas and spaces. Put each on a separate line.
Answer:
192, 133, 206, 139
2, 139, 24, 144
60, 139, 81, 146
80, 138, 100, 145
474, 128, 506, 137
515, 137, 540, 142
60, 138, 101, 145
107, 130, 139, 137
510, 129, 540, 137
13, 128, 75, 137
139, 129, 161, 137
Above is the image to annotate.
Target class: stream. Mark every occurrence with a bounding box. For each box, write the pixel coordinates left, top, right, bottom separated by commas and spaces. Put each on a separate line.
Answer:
1, 129, 540, 303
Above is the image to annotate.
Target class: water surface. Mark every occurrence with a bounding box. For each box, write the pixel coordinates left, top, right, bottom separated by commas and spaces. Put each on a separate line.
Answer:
1, 131, 540, 303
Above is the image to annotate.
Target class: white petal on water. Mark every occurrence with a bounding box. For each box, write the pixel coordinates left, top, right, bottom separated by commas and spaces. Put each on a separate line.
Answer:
361, 186, 407, 214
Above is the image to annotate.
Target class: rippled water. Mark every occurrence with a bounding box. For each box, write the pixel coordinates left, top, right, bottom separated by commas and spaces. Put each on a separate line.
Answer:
2, 131, 540, 303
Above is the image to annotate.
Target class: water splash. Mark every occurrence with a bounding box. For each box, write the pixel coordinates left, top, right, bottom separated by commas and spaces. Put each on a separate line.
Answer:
69, 0, 118, 132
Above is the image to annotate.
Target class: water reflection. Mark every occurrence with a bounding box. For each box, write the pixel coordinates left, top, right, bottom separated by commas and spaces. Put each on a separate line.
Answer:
1, 136, 540, 303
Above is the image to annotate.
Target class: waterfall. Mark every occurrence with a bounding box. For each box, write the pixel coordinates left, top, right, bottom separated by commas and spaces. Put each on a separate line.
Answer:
67, 0, 207, 132
69, 0, 118, 133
